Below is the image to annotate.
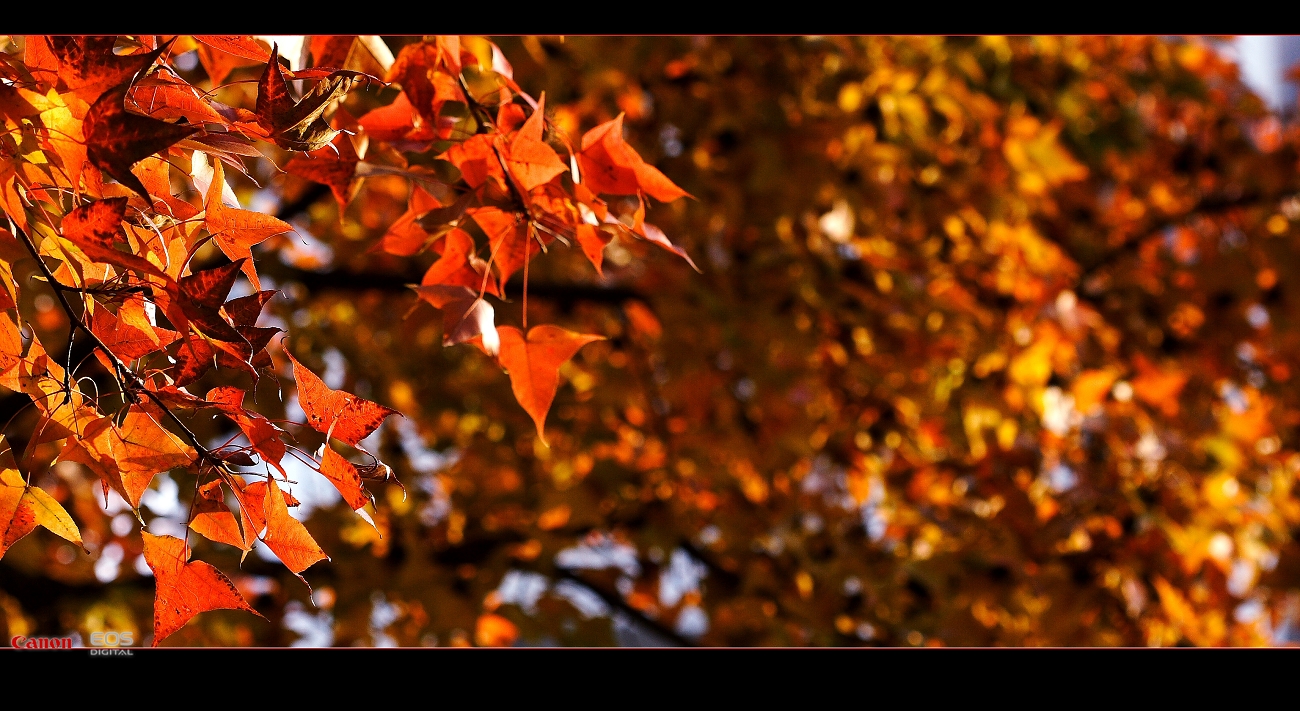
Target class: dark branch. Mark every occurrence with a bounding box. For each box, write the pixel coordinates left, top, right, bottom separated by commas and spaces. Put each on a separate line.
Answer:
552, 567, 693, 647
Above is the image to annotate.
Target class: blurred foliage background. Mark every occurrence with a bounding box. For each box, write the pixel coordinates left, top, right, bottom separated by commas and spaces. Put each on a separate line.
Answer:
6, 35, 1300, 647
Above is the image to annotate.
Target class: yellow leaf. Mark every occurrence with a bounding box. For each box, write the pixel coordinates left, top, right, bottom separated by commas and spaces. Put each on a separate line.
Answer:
21, 486, 81, 546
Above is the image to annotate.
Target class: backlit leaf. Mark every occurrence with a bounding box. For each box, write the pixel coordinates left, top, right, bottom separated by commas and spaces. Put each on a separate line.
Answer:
496, 325, 604, 442
142, 532, 258, 646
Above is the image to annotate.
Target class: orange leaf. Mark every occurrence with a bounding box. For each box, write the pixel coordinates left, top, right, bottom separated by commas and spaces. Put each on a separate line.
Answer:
35, 90, 88, 191
286, 348, 398, 447
206, 386, 287, 475
574, 223, 611, 276
470, 207, 546, 287
497, 325, 604, 443
637, 221, 699, 272
233, 478, 267, 547
189, 480, 249, 551
59, 408, 195, 509
412, 285, 500, 356
224, 289, 279, 327
443, 134, 505, 190
578, 113, 690, 202
376, 185, 441, 256
127, 75, 228, 127
194, 36, 270, 63
203, 158, 291, 290
420, 228, 497, 294
0, 479, 36, 560
111, 409, 196, 500
62, 197, 169, 279
22, 36, 59, 84
357, 91, 432, 144
319, 446, 371, 511
284, 135, 360, 211
179, 258, 244, 311
386, 41, 463, 125
260, 477, 328, 576
310, 36, 356, 70
90, 302, 178, 363
142, 531, 259, 646
504, 94, 567, 191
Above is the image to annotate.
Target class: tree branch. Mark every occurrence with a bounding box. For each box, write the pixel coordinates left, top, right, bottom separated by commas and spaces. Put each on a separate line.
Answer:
10, 222, 229, 481
552, 566, 693, 647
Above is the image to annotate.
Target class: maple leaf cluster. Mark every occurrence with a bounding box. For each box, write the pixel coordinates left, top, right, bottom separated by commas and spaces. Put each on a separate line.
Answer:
0, 35, 689, 645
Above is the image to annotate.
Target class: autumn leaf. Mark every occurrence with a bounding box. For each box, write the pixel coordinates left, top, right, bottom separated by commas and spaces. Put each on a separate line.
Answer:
193, 36, 269, 86
638, 221, 699, 272
0, 483, 35, 559
202, 157, 291, 289
504, 94, 567, 191
180, 258, 244, 311
255, 44, 376, 152
2, 465, 82, 549
224, 289, 279, 327
189, 479, 249, 552
194, 36, 270, 63
0, 457, 36, 559
412, 284, 500, 356
358, 91, 430, 145
573, 223, 611, 276
387, 40, 464, 127
286, 348, 398, 447
284, 133, 361, 212
260, 477, 328, 577
496, 325, 604, 442
61, 197, 169, 278
32, 88, 89, 190
83, 83, 199, 200
309, 36, 358, 71
376, 185, 443, 256
443, 134, 506, 191
470, 207, 545, 287
142, 531, 259, 646
578, 113, 690, 202
319, 445, 371, 511
170, 337, 214, 387
206, 386, 287, 474
48, 36, 160, 104
90, 300, 178, 364
420, 228, 497, 294
60, 409, 195, 509
128, 73, 229, 127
